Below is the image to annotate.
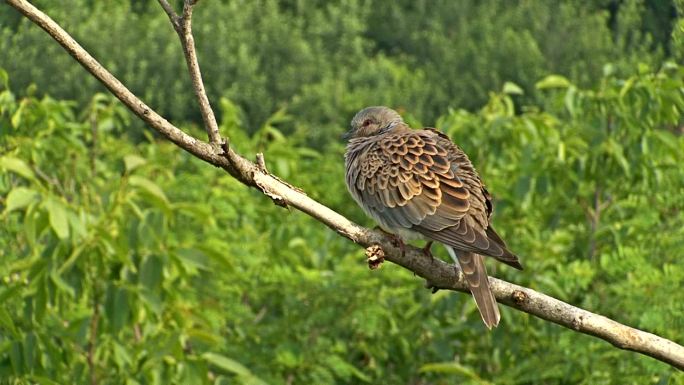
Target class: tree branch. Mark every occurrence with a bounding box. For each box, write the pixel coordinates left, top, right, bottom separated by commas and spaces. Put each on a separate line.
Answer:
6, 0, 684, 371
158, 0, 222, 146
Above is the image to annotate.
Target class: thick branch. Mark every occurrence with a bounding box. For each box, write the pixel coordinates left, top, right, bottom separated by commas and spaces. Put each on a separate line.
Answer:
6, 0, 684, 371
158, 0, 221, 145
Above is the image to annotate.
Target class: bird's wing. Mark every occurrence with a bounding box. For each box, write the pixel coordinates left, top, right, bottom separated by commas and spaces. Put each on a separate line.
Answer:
420, 128, 522, 269
348, 129, 521, 269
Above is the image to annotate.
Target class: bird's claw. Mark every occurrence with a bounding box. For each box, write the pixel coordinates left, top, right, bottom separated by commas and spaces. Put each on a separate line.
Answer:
425, 280, 440, 294
452, 263, 463, 281
422, 241, 434, 262
373, 226, 406, 258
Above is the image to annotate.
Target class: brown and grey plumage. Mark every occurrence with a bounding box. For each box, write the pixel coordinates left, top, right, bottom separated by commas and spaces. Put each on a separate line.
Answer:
343, 106, 522, 329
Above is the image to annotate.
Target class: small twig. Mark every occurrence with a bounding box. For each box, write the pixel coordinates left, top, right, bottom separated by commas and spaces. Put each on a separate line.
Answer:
34, 166, 68, 197
133, 324, 142, 343
254, 152, 305, 194
256, 152, 267, 173
157, 0, 179, 28
158, 0, 221, 146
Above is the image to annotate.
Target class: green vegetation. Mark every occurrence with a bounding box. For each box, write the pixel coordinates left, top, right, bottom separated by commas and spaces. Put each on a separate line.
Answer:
1, 1, 684, 384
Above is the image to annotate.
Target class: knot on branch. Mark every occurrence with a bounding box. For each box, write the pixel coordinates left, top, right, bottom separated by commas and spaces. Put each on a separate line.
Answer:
365, 244, 385, 270
571, 314, 585, 330
512, 290, 528, 305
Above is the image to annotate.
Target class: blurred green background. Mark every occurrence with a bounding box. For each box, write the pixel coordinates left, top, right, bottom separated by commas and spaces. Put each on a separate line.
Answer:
1, 0, 683, 384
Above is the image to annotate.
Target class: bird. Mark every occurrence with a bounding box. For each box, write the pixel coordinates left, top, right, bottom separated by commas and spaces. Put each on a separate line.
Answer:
343, 106, 522, 329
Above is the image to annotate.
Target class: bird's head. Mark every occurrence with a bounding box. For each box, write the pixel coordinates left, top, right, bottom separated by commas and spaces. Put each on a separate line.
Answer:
343, 106, 405, 140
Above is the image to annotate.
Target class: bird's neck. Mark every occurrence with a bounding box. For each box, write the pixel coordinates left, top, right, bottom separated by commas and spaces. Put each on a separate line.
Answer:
346, 123, 413, 149
377, 122, 412, 137
388, 122, 412, 133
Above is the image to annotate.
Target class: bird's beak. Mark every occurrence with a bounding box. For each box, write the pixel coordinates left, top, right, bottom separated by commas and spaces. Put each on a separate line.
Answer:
341, 130, 353, 141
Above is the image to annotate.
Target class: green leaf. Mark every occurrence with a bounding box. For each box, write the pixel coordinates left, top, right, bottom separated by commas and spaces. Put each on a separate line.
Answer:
139, 289, 163, 315
420, 362, 493, 385
325, 355, 371, 382
619, 77, 636, 99
4, 187, 40, 213
174, 248, 209, 271
139, 254, 163, 292
23, 206, 40, 246
123, 154, 147, 173
10, 100, 25, 128
0, 306, 19, 337
9, 341, 23, 374
0, 67, 8, 89
0, 156, 36, 180
68, 211, 87, 240
603, 138, 630, 176
262, 125, 286, 143
58, 244, 85, 274
203, 353, 251, 376
29, 376, 62, 385
105, 286, 130, 333
187, 328, 224, 346
50, 269, 75, 298
179, 359, 208, 384
128, 175, 169, 204
535, 75, 571, 89
263, 107, 291, 126
45, 199, 70, 239
111, 340, 133, 368
502, 81, 524, 95
23, 332, 37, 371
563, 86, 577, 116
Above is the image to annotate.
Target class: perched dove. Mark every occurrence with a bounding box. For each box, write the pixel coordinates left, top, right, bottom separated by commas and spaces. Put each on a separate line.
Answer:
344, 106, 522, 329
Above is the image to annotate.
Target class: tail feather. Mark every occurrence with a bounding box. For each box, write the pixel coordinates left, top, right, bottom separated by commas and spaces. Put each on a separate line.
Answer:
446, 247, 500, 329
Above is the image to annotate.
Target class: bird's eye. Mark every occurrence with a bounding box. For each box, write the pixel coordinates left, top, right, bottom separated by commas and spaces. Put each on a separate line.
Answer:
362, 119, 372, 127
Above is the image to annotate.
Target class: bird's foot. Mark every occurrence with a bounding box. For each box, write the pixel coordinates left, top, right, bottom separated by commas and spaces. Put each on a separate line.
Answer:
452, 263, 463, 281
424, 280, 440, 294
374, 226, 406, 258
422, 241, 434, 262
365, 244, 385, 270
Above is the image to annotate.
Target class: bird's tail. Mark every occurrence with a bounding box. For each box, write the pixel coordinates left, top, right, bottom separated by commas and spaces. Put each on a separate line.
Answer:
446, 247, 500, 329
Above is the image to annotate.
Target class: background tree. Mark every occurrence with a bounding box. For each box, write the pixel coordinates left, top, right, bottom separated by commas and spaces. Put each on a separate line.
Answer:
0, 0, 678, 145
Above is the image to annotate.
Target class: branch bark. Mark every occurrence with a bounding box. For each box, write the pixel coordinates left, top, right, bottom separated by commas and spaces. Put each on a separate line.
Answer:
6, 0, 684, 371
158, 0, 221, 146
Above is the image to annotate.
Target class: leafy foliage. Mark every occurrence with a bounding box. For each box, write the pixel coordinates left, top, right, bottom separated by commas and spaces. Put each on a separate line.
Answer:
1, 54, 683, 384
